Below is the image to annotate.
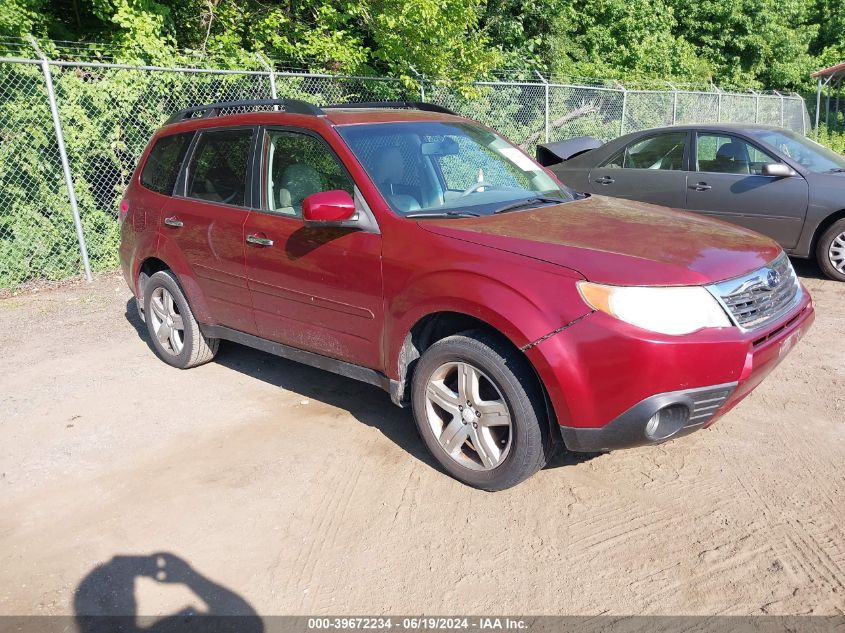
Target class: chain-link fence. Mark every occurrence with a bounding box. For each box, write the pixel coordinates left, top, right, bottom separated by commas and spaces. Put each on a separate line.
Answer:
0, 52, 810, 289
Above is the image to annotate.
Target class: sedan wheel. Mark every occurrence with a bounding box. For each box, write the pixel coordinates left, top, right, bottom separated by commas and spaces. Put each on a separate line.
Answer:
425, 361, 512, 471
828, 230, 845, 275
817, 218, 845, 282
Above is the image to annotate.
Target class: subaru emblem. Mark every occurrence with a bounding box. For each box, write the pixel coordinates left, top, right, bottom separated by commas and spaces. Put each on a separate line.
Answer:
765, 268, 781, 289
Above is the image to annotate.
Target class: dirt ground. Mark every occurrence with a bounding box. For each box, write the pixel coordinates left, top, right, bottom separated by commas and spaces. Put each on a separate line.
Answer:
0, 262, 843, 618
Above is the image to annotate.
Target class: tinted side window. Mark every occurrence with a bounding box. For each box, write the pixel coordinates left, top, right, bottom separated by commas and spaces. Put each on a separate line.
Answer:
186, 129, 254, 206
140, 132, 193, 195
265, 131, 353, 216
696, 133, 777, 175
603, 132, 687, 170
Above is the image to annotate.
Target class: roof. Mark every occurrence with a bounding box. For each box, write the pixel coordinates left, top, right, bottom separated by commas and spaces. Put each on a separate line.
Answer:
812, 61, 845, 81
322, 107, 466, 125
619, 122, 787, 137
162, 99, 464, 129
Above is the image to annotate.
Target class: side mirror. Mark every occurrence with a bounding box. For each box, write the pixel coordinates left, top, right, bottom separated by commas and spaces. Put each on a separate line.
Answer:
762, 163, 796, 178
302, 190, 356, 224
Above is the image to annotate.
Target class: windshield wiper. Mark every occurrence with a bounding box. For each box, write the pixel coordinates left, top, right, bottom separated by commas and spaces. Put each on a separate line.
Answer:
405, 210, 481, 219
492, 197, 567, 214
825, 167, 845, 173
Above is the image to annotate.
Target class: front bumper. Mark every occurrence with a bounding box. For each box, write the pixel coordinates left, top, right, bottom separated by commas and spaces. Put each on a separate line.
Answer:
560, 382, 737, 452
525, 285, 814, 453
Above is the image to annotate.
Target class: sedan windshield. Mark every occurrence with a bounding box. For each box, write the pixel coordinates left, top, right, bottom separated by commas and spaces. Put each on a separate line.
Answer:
751, 128, 845, 173
336, 121, 575, 216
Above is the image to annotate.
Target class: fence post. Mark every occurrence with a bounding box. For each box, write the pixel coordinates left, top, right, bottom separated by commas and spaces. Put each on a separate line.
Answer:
409, 66, 425, 101
666, 82, 677, 124
620, 88, 627, 135
716, 87, 722, 122
535, 71, 550, 143
30, 37, 92, 282
752, 90, 759, 123
773, 90, 784, 127
255, 53, 277, 108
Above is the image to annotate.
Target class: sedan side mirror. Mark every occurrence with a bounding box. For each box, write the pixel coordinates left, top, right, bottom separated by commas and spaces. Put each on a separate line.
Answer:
762, 163, 796, 178
302, 190, 356, 224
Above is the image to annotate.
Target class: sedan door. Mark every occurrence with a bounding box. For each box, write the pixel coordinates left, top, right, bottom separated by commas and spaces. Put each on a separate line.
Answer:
685, 132, 808, 248
243, 128, 384, 369
586, 131, 689, 208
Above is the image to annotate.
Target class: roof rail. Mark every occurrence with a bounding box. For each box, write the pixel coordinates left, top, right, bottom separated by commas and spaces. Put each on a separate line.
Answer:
165, 98, 324, 124
323, 101, 460, 116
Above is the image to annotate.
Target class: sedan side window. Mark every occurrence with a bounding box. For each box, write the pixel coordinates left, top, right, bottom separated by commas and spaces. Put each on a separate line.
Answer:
185, 129, 254, 206
602, 132, 687, 170
265, 131, 354, 217
696, 133, 777, 175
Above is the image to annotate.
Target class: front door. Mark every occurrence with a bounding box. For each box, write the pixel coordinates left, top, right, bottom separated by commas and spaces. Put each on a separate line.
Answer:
685, 132, 809, 248
160, 127, 256, 333
244, 128, 384, 369
586, 131, 689, 209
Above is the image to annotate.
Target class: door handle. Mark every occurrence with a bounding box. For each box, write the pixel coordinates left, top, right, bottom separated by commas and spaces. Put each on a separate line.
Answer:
594, 176, 615, 185
690, 183, 712, 191
246, 234, 274, 247
164, 216, 183, 228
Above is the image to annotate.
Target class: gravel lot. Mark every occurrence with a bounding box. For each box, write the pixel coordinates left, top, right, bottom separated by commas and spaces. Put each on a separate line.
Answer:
0, 262, 843, 617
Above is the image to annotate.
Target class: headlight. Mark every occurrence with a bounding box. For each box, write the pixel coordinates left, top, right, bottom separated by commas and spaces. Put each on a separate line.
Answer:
577, 282, 732, 335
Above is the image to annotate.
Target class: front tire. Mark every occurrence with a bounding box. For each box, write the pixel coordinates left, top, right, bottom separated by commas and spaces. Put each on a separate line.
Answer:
816, 218, 845, 281
410, 330, 551, 490
143, 270, 219, 369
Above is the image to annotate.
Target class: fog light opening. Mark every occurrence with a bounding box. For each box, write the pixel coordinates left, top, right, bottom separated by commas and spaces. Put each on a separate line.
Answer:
645, 404, 690, 441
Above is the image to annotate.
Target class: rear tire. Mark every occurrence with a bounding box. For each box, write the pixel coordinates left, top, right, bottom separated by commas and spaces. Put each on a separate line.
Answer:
143, 270, 219, 369
816, 218, 845, 281
410, 329, 551, 490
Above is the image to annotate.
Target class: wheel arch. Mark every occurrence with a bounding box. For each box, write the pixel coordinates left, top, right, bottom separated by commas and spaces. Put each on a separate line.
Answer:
135, 251, 213, 324
390, 309, 563, 446
810, 208, 845, 256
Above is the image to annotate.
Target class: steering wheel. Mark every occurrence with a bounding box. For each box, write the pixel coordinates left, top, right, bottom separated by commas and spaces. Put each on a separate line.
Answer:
459, 181, 503, 198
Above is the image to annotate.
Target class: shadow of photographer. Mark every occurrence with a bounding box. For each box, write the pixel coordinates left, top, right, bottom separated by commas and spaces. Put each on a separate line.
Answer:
74, 552, 263, 633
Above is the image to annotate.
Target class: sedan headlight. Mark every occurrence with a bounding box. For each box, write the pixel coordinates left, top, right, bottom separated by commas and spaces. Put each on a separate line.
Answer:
577, 282, 732, 335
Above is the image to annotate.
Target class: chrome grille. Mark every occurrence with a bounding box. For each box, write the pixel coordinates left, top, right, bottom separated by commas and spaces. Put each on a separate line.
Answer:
708, 254, 801, 331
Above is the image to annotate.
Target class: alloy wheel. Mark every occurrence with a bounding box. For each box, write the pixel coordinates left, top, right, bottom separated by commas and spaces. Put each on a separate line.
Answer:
148, 287, 185, 355
424, 361, 512, 471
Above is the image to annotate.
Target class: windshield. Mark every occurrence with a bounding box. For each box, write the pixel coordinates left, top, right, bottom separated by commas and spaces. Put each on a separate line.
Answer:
336, 121, 575, 216
751, 128, 845, 173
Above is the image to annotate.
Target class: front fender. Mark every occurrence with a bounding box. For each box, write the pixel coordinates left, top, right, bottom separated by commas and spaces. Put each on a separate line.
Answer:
384, 265, 589, 381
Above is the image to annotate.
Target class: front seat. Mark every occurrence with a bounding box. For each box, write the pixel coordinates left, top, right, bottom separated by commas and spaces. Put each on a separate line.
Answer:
714, 141, 750, 174
278, 163, 323, 214
372, 147, 421, 213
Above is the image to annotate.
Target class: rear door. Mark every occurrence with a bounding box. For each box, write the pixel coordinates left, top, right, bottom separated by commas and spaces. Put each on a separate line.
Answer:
586, 131, 689, 208
159, 127, 257, 333
243, 127, 384, 369
685, 132, 808, 248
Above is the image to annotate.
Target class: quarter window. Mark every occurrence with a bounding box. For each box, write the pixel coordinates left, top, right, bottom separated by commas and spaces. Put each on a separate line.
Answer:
186, 129, 254, 206
140, 132, 193, 195
603, 132, 687, 170
265, 131, 353, 216
696, 133, 776, 175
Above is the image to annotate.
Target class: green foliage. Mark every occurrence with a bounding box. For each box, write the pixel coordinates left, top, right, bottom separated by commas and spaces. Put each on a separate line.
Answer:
549, 0, 710, 84
0, 0, 840, 90
816, 125, 845, 155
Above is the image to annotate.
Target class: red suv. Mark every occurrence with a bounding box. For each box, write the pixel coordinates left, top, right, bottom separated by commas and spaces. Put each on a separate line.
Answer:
119, 99, 814, 490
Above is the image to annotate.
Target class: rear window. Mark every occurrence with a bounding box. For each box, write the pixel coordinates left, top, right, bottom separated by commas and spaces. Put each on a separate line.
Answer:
139, 132, 193, 195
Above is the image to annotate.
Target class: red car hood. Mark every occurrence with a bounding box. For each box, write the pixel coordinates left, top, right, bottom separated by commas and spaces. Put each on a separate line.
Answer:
420, 196, 783, 286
